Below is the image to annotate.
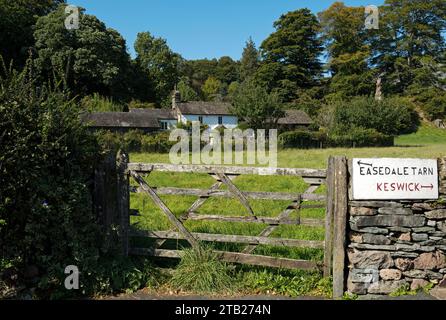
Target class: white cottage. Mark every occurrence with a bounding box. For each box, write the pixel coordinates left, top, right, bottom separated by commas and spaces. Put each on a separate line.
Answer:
124, 91, 313, 133
172, 91, 238, 131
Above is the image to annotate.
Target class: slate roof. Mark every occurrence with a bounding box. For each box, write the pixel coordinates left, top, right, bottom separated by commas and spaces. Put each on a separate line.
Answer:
129, 108, 177, 119
82, 112, 160, 129
176, 101, 233, 115
277, 110, 313, 125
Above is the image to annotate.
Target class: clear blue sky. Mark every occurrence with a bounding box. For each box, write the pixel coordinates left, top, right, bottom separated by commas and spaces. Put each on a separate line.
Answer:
70, 0, 384, 60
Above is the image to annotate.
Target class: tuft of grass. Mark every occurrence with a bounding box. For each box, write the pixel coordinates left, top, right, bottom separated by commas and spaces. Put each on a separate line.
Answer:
240, 268, 329, 298
169, 246, 235, 294
389, 282, 434, 297
343, 292, 359, 300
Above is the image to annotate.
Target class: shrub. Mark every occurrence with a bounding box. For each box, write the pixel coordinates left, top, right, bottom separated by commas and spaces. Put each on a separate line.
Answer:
0, 60, 161, 299
80, 93, 126, 112
96, 130, 176, 153
141, 132, 176, 153
412, 87, 446, 121
96, 130, 123, 152
279, 127, 393, 149
328, 127, 394, 148
279, 130, 321, 149
128, 100, 157, 110
326, 96, 419, 136
123, 130, 144, 151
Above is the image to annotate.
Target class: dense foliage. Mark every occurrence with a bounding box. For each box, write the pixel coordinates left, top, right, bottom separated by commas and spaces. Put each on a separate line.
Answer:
1, 1, 444, 119
98, 130, 176, 154
231, 79, 284, 130
323, 96, 420, 136
134, 32, 181, 105
257, 9, 323, 101
34, 6, 133, 101
0, 61, 100, 297
0, 0, 64, 68
279, 128, 394, 149
0, 61, 155, 298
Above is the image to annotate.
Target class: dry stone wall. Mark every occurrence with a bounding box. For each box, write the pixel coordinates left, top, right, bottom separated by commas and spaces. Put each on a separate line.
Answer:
346, 158, 446, 295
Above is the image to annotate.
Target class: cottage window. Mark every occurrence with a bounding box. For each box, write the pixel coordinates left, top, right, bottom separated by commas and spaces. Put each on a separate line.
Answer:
218, 116, 223, 125
198, 116, 203, 123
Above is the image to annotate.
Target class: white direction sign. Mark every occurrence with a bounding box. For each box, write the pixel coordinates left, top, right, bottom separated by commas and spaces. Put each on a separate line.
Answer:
352, 158, 438, 200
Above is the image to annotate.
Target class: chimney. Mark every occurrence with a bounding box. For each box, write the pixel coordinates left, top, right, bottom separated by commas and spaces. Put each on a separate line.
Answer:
172, 90, 181, 110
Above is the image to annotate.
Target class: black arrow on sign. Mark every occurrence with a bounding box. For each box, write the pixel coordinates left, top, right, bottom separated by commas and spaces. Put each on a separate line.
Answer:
421, 184, 434, 190
358, 160, 373, 167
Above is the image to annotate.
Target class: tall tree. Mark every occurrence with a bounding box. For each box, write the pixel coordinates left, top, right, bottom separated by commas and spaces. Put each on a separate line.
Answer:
135, 32, 181, 105
0, 0, 65, 67
319, 2, 375, 98
373, 0, 446, 94
257, 9, 323, 101
215, 56, 239, 84
231, 79, 284, 130
177, 77, 199, 101
202, 76, 222, 101
240, 37, 259, 81
33, 5, 133, 100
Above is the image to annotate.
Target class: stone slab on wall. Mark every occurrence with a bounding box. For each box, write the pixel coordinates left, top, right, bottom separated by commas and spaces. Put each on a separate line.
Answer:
346, 158, 446, 295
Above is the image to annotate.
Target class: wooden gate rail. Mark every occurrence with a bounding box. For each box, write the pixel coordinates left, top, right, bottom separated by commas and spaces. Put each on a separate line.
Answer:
184, 213, 324, 227
129, 230, 324, 248
126, 161, 328, 272
130, 186, 325, 201
127, 163, 326, 180
129, 248, 319, 270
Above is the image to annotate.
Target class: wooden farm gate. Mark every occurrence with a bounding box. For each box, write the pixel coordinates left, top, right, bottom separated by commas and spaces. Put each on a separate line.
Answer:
96, 152, 347, 294
121, 158, 341, 276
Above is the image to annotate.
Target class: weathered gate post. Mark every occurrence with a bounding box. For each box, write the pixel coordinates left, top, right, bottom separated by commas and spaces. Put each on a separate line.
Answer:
324, 157, 335, 277
94, 150, 129, 256
328, 156, 348, 299
116, 150, 129, 256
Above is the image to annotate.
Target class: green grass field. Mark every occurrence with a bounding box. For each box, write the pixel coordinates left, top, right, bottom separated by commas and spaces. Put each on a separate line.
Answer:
128, 123, 446, 297
130, 124, 446, 169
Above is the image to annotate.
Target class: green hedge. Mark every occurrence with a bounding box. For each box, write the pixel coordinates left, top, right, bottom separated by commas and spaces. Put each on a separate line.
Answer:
327, 96, 419, 136
279, 128, 394, 149
97, 130, 176, 153
278, 130, 321, 149
328, 128, 394, 148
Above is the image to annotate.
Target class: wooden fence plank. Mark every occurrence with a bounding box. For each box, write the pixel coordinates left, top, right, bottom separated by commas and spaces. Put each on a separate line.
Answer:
332, 156, 348, 299
129, 248, 320, 271
130, 186, 325, 201
129, 230, 324, 248
130, 170, 200, 249
127, 163, 327, 178
185, 213, 323, 226
185, 213, 324, 227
